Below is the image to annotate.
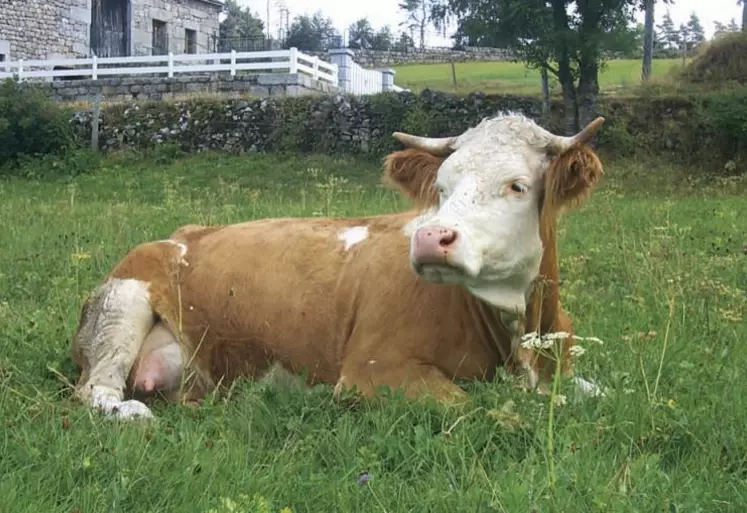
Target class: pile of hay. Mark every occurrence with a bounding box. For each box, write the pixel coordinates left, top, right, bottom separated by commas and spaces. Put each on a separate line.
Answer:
680, 31, 747, 85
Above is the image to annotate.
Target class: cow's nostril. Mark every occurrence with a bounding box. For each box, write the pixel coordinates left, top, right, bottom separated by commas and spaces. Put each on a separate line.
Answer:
439, 230, 457, 247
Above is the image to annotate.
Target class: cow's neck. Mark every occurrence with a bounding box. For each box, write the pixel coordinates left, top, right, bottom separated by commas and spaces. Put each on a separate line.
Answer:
460, 214, 562, 368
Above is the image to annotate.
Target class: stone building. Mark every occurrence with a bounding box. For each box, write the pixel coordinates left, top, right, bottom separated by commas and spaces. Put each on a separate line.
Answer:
0, 0, 223, 62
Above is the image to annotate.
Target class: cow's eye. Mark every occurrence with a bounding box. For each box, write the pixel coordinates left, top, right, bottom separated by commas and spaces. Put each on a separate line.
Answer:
510, 183, 527, 194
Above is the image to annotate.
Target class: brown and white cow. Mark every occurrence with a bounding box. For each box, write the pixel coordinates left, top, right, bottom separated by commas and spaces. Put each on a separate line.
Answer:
71, 112, 605, 420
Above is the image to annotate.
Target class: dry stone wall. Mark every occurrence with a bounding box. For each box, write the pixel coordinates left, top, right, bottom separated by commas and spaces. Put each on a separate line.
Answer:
43, 73, 338, 102
309, 46, 515, 68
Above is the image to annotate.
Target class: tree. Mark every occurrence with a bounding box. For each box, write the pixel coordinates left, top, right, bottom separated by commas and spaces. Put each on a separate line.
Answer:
284, 11, 339, 51
728, 17, 741, 32
393, 31, 416, 52
372, 26, 395, 51
399, 0, 435, 49
348, 18, 375, 49
641, 0, 655, 81
431, 0, 661, 135
741, 0, 747, 31
686, 12, 706, 49
656, 10, 679, 52
713, 20, 728, 38
218, 0, 265, 52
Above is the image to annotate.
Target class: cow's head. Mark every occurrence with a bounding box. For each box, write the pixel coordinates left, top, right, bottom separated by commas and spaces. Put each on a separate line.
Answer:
384, 113, 604, 315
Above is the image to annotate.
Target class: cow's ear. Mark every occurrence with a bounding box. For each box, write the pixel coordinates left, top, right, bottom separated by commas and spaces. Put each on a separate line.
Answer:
542, 143, 604, 214
382, 148, 444, 208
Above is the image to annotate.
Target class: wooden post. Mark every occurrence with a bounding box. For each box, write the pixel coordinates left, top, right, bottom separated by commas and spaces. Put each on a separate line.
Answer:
541, 68, 550, 115
450, 60, 457, 88
91, 92, 101, 152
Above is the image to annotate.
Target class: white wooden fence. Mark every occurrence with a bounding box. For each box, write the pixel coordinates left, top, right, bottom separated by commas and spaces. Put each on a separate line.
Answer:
348, 60, 386, 95
0, 48, 338, 85
0, 47, 409, 96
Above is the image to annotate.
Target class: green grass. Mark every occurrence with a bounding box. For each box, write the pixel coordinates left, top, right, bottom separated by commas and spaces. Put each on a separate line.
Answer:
1, 150, 746, 512
393, 58, 686, 96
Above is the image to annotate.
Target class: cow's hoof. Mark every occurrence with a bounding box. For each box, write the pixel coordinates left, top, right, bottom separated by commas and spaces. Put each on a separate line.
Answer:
109, 400, 155, 420
90, 386, 154, 420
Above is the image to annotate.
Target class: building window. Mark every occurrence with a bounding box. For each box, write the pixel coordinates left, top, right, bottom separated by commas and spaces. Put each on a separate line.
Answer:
152, 19, 168, 55
185, 29, 197, 54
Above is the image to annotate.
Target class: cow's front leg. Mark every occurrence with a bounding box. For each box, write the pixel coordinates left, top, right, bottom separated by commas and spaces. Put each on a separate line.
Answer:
72, 278, 156, 420
334, 357, 468, 406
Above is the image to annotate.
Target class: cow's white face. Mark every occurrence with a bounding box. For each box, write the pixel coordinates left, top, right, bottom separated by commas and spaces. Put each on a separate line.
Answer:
396, 113, 604, 314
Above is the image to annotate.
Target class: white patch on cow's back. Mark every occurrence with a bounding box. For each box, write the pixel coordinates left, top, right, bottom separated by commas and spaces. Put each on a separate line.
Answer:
157, 239, 189, 266
338, 226, 369, 251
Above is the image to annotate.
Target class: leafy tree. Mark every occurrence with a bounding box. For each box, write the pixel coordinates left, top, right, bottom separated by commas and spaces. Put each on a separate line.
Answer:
218, 0, 265, 52
686, 12, 706, 48
713, 20, 728, 38
431, 0, 662, 134
399, 0, 436, 49
348, 18, 375, 49
393, 31, 416, 52
372, 26, 395, 51
728, 17, 741, 32
284, 11, 340, 51
656, 10, 679, 51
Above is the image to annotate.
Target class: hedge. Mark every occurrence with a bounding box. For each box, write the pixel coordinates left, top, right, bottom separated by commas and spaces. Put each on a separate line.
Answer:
2, 78, 746, 175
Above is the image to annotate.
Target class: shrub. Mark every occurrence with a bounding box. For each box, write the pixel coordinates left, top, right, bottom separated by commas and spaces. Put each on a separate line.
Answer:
680, 31, 747, 86
0, 79, 78, 172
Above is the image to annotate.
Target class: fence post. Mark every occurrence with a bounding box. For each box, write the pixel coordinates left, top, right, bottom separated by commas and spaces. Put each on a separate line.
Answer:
312, 56, 319, 80
168, 52, 174, 77
92, 54, 98, 80
328, 48, 354, 93
18, 59, 24, 81
91, 92, 101, 152
289, 47, 298, 74
381, 68, 395, 92
230, 49, 236, 76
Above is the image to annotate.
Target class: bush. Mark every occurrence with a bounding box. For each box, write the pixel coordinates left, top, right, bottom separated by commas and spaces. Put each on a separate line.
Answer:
680, 31, 747, 86
0, 79, 78, 172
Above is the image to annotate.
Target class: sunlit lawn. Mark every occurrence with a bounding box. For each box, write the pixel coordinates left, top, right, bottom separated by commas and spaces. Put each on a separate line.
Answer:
0, 150, 745, 512
393, 58, 685, 96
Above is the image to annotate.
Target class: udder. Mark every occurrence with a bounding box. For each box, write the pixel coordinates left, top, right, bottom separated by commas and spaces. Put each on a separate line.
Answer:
129, 321, 184, 395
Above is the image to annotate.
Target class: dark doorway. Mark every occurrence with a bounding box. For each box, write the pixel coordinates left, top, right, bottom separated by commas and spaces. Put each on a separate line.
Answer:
152, 19, 169, 55
90, 0, 130, 57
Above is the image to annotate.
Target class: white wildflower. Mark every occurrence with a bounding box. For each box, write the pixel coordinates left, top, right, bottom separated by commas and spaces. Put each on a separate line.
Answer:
568, 345, 586, 357
553, 394, 567, 407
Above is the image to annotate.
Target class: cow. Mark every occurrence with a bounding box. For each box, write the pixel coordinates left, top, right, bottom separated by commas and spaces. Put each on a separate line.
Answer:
70, 112, 606, 420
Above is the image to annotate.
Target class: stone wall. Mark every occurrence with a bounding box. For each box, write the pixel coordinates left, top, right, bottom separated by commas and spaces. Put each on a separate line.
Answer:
43, 73, 338, 102
130, 0, 222, 56
310, 46, 515, 68
0, 0, 90, 60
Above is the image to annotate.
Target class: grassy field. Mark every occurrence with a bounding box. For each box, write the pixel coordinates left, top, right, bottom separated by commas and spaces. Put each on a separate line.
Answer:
1, 149, 746, 512
393, 58, 685, 96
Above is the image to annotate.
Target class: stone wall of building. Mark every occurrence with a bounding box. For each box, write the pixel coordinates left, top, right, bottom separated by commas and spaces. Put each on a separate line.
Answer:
131, 0, 222, 56
0, 0, 90, 61
309, 46, 515, 68
43, 72, 338, 102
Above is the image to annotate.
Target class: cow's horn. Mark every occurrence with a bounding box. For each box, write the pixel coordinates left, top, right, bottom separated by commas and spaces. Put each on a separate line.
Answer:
546, 116, 605, 154
392, 132, 457, 156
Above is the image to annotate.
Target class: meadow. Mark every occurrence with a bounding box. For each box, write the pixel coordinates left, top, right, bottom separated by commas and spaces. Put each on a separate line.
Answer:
393, 58, 685, 96
0, 148, 745, 513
